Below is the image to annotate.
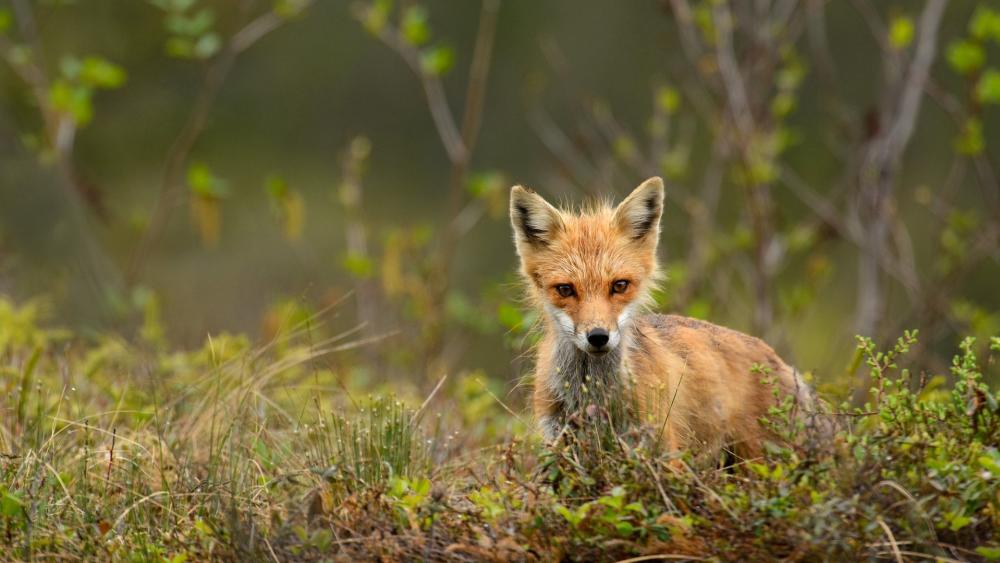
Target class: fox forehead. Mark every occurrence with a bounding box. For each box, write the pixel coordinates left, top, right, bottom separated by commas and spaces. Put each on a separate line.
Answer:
523, 211, 656, 289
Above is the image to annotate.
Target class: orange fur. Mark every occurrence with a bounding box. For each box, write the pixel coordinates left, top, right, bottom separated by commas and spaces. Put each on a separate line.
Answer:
510, 177, 813, 461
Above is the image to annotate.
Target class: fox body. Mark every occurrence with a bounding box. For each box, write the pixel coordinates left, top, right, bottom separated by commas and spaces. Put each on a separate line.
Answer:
510, 177, 814, 460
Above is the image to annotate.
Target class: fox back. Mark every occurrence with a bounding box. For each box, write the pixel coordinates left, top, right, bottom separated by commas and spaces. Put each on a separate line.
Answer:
510, 177, 815, 461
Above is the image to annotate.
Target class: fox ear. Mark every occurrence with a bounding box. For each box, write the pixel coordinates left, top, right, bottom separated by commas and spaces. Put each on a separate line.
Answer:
510, 185, 564, 253
614, 177, 664, 242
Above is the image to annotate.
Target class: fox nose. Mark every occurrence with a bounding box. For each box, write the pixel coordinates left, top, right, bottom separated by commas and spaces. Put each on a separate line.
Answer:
586, 328, 610, 348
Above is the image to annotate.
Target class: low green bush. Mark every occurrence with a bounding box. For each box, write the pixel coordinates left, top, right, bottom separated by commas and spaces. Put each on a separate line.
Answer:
0, 297, 997, 561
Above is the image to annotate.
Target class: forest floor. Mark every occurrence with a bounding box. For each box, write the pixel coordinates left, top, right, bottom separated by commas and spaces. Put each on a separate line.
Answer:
1, 297, 998, 561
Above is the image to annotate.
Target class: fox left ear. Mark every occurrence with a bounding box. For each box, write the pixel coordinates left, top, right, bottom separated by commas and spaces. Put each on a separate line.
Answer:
614, 177, 664, 243
510, 185, 564, 254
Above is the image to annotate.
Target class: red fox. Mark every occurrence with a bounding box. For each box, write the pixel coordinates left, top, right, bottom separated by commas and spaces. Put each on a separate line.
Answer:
509, 177, 817, 461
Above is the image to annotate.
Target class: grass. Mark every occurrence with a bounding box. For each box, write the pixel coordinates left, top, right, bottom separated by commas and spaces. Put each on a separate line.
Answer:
1, 297, 999, 561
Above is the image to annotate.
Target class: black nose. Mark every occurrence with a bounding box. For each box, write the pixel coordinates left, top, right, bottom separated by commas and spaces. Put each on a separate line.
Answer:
586, 328, 610, 348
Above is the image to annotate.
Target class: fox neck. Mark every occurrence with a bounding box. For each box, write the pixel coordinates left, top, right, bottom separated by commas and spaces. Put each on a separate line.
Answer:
543, 319, 635, 417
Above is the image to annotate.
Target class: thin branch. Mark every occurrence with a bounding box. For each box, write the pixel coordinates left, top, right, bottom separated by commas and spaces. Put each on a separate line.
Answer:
882, 0, 948, 163
712, 1, 754, 137
361, 11, 466, 163
526, 105, 598, 191
126, 6, 312, 284
356, 0, 502, 374
456, 0, 500, 164
666, 0, 704, 67
854, 0, 948, 339
444, 0, 501, 225
5, 0, 108, 220
849, 0, 890, 54
782, 168, 922, 299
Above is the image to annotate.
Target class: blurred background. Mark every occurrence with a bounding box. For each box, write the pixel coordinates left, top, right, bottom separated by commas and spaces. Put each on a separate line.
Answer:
0, 0, 998, 395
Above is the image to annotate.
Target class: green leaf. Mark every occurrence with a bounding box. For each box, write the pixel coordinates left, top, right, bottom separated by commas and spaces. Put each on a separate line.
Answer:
165, 36, 195, 58
166, 9, 214, 37
946, 40, 985, 75
614, 522, 636, 536
466, 170, 504, 198
48, 80, 94, 125
598, 492, 623, 510
776, 57, 805, 91
402, 6, 430, 46
771, 92, 796, 118
186, 162, 228, 198
656, 86, 680, 114
979, 450, 1000, 473
954, 118, 984, 156
310, 529, 333, 551
0, 9, 12, 34
970, 6, 1000, 43
193, 33, 221, 59
420, 44, 454, 76
948, 512, 972, 532
80, 57, 127, 89
977, 547, 1000, 560
554, 504, 573, 522
361, 0, 393, 35
265, 174, 289, 200
0, 488, 26, 522
889, 15, 914, 49
624, 502, 646, 515
342, 253, 374, 279
412, 477, 431, 497
554, 503, 588, 527
976, 68, 1000, 104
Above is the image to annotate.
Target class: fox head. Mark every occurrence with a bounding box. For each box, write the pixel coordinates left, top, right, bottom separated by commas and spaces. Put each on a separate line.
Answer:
510, 177, 664, 356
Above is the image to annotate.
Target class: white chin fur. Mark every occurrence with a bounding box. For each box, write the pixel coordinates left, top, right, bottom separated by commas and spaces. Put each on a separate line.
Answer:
548, 302, 635, 352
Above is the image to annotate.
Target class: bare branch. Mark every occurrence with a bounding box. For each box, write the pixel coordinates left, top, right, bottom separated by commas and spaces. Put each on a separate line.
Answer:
882, 0, 947, 163
712, 1, 755, 137
3, 0, 112, 220
359, 8, 467, 163
457, 0, 500, 162
444, 0, 501, 221
356, 0, 502, 374
854, 0, 948, 339
806, 0, 839, 88
666, 0, 704, 65
527, 106, 598, 193
126, 6, 313, 284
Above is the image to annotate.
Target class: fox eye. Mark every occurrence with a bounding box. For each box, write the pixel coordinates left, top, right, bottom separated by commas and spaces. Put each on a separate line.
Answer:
611, 280, 630, 294
555, 284, 575, 298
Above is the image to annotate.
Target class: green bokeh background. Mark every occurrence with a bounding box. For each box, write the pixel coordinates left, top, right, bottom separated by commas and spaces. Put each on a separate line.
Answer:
0, 1, 997, 380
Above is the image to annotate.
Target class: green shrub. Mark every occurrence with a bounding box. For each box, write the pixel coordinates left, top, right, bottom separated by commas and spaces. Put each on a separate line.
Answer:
0, 295, 997, 560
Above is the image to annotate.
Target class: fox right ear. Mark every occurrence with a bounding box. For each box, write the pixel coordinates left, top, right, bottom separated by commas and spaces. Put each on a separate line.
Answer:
510, 185, 563, 253
614, 177, 664, 243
